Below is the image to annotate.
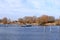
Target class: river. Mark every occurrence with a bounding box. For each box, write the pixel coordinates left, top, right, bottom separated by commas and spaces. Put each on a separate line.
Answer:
0, 25, 60, 40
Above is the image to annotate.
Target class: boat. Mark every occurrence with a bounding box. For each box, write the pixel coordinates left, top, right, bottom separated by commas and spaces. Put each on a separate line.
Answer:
21, 24, 32, 27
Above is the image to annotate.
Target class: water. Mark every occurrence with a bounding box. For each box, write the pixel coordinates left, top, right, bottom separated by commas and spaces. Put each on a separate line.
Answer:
0, 24, 60, 40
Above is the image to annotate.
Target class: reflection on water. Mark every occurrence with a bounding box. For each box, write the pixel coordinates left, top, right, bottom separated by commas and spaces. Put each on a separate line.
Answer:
0, 25, 60, 40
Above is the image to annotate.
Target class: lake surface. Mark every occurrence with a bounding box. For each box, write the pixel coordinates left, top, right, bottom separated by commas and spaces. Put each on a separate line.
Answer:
0, 24, 60, 40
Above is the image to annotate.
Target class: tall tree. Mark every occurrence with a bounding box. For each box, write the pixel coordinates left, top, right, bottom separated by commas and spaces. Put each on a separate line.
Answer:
2, 17, 8, 24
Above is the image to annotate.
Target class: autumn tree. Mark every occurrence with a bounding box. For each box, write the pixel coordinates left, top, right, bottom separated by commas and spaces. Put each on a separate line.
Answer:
2, 17, 8, 24
18, 18, 25, 24
23, 16, 34, 24
48, 16, 55, 23
0, 19, 2, 23
55, 19, 60, 25
36, 15, 55, 25
37, 15, 48, 25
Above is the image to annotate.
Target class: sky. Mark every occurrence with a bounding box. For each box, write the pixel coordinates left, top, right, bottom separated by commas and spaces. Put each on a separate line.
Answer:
0, 0, 60, 20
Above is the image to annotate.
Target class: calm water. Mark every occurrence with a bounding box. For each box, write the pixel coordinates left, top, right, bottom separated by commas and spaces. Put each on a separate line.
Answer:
0, 24, 60, 40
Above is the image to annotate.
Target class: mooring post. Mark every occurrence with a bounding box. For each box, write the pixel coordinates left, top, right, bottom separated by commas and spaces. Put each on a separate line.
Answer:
44, 26, 45, 32
58, 26, 59, 32
50, 26, 51, 32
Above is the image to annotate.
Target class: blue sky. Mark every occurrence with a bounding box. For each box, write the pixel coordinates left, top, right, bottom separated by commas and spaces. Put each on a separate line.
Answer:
0, 0, 60, 20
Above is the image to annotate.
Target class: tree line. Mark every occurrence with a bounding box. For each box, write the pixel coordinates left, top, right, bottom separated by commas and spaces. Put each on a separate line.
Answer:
0, 15, 60, 26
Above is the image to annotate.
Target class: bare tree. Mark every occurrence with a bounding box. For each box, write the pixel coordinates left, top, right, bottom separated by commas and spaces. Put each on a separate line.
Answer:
48, 16, 55, 23
2, 17, 8, 24
55, 19, 60, 25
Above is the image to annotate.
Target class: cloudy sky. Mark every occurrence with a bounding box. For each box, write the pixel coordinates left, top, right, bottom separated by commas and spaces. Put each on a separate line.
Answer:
0, 0, 60, 20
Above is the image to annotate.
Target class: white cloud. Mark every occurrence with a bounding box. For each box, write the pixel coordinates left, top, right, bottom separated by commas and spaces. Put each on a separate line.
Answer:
31, 1, 40, 9
0, 0, 60, 19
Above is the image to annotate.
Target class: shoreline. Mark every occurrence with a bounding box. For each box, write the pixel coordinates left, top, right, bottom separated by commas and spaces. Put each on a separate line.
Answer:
0, 24, 60, 27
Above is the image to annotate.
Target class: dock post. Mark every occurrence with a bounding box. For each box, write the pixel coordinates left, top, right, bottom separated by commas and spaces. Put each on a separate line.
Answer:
50, 26, 51, 32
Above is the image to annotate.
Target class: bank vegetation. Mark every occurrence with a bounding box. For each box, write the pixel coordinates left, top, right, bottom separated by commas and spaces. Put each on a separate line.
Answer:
0, 15, 60, 26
